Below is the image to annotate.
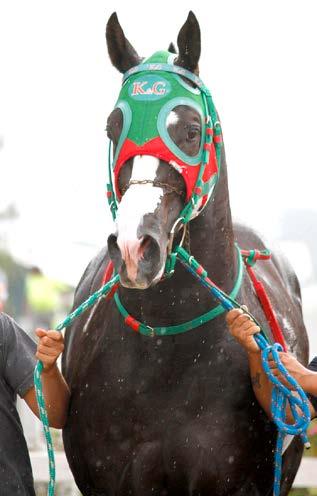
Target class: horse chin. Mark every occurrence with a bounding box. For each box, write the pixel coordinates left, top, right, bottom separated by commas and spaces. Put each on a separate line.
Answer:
119, 276, 150, 290
119, 262, 166, 290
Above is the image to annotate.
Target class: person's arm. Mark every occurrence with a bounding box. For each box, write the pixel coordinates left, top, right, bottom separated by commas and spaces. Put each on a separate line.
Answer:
301, 370, 317, 397
23, 329, 70, 429
226, 309, 316, 421
226, 309, 273, 418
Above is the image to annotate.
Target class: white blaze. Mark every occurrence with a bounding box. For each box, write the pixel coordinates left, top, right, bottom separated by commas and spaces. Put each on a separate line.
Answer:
116, 156, 163, 283
116, 155, 163, 246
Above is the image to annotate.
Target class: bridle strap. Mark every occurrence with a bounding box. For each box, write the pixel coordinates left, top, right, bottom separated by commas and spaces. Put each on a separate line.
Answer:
123, 63, 205, 89
113, 243, 244, 336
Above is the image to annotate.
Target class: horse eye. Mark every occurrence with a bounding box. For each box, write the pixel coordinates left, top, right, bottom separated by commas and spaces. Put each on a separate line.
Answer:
187, 125, 200, 141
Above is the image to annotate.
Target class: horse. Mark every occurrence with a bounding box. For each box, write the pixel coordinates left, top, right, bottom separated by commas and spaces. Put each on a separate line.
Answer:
62, 11, 309, 496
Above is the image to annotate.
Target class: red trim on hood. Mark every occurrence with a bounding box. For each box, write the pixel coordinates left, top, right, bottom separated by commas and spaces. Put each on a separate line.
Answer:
113, 137, 218, 204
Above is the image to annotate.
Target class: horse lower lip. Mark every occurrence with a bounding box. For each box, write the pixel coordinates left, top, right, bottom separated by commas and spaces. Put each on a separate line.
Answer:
119, 277, 150, 290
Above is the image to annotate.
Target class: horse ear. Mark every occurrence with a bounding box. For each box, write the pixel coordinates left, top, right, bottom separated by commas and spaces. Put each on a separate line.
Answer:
168, 42, 177, 54
106, 12, 141, 73
174, 11, 201, 74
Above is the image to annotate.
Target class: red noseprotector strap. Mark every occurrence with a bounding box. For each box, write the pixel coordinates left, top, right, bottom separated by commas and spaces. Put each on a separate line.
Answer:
114, 137, 218, 204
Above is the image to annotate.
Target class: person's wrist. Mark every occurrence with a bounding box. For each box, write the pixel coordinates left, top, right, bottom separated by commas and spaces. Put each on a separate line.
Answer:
41, 362, 58, 376
300, 370, 317, 395
247, 350, 261, 358
246, 348, 261, 359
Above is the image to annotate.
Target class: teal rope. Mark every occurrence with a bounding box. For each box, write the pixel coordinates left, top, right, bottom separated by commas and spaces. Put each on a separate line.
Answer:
107, 141, 117, 220
35, 245, 311, 496
33, 274, 119, 496
175, 245, 271, 344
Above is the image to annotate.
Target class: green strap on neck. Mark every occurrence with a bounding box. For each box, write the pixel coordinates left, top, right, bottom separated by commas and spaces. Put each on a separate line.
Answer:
114, 245, 243, 337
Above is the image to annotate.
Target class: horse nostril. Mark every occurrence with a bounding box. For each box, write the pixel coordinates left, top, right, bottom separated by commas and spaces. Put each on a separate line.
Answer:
139, 236, 151, 260
107, 234, 122, 268
139, 235, 160, 265
108, 233, 118, 252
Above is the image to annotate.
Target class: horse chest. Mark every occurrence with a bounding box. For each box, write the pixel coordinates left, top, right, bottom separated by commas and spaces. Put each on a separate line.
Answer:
64, 262, 290, 495
68, 375, 273, 496
71, 326, 264, 461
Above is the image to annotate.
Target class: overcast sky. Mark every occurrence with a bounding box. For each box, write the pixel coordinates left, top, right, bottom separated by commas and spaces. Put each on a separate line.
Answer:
0, 0, 317, 281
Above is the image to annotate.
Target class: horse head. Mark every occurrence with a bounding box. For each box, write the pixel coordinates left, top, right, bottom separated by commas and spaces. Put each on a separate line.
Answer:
106, 12, 219, 289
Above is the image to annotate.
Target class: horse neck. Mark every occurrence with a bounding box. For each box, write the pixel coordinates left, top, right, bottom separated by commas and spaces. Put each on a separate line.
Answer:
188, 149, 236, 292
117, 150, 237, 326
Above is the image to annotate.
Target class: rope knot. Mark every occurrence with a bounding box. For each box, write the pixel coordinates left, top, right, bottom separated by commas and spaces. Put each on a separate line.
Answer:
241, 248, 272, 267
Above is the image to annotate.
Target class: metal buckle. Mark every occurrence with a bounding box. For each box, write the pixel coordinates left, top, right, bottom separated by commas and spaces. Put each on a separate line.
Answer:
147, 326, 155, 337
167, 217, 185, 255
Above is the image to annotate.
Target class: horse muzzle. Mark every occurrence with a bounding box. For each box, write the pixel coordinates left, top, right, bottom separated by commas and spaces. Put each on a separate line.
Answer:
107, 230, 165, 289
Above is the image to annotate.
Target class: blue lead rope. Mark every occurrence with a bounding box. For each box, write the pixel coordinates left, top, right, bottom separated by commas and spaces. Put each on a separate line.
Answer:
178, 253, 311, 496
260, 339, 311, 495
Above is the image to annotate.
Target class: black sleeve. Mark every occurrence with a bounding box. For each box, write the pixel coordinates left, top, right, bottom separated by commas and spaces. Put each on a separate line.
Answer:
0, 313, 37, 397
307, 357, 317, 414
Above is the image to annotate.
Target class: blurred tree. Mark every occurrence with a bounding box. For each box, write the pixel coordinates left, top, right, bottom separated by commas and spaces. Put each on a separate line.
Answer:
0, 203, 19, 220
25, 267, 68, 329
0, 250, 26, 317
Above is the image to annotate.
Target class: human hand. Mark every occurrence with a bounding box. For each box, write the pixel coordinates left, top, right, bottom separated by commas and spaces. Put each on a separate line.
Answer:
35, 328, 65, 372
268, 352, 312, 391
226, 308, 261, 354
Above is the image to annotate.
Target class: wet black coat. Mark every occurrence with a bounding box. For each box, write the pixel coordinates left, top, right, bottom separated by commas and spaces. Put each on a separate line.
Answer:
62, 155, 308, 496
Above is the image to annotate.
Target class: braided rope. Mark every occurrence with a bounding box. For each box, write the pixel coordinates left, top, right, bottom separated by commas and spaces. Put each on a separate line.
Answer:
260, 339, 311, 496
33, 274, 119, 496
35, 246, 310, 496
175, 247, 310, 496
34, 246, 310, 496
